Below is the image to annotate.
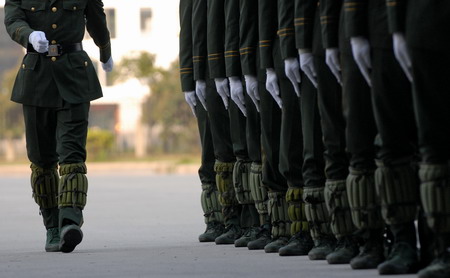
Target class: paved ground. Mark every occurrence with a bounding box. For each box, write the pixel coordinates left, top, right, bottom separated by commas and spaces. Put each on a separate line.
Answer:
0, 167, 416, 278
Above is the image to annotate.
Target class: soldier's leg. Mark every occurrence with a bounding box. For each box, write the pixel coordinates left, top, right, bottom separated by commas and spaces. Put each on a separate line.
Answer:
195, 98, 225, 242
411, 48, 450, 278
204, 79, 241, 245
23, 105, 60, 252
371, 48, 420, 274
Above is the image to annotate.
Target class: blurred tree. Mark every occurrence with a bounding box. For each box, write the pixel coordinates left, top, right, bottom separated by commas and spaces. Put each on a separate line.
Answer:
0, 63, 24, 140
87, 128, 115, 161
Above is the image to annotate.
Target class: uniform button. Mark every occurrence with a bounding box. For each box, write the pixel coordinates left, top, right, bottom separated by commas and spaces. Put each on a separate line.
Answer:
31, 7, 35, 11
52, 7, 57, 12
73, 6, 77, 10
84, 61, 88, 67
51, 40, 57, 45
52, 24, 57, 29
51, 57, 57, 62
22, 64, 25, 69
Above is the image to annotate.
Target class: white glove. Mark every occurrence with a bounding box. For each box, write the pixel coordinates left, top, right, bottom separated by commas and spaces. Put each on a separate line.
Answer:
184, 91, 197, 117
266, 68, 282, 109
214, 78, 230, 109
325, 48, 342, 85
284, 57, 301, 97
28, 31, 48, 53
102, 56, 114, 72
244, 75, 260, 112
299, 51, 318, 88
350, 36, 372, 87
393, 32, 413, 82
195, 80, 208, 111
229, 76, 247, 117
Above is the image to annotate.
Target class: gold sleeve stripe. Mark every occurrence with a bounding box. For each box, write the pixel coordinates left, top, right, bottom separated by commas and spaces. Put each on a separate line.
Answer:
225, 54, 240, 58
208, 53, 223, 57
386, 2, 398, 6
259, 40, 272, 43
344, 2, 364, 6
208, 57, 223, 61
225, 50, 239, 54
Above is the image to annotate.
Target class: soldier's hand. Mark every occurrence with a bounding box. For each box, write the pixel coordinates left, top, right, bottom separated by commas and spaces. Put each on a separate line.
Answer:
29, 31, 48, 53
195, 80, 208, 111
102, 57, 114, 72
299, 51, 318, 88
284, 57, 301, 97
184, 91, 197, 117
244, 75, 260, 113
393, 32, 413, 82
350, 36, 372, 87
229, 76, 247, 117
325, 48, 342, 86
266, 68, 282, 109
214, 78, 230, 109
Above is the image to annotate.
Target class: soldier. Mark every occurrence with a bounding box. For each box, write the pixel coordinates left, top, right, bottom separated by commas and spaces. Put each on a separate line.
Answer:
4, 0, 113, 252
386, 1, 450, 277
179, 0, 225, 243
346, 0, 420, 274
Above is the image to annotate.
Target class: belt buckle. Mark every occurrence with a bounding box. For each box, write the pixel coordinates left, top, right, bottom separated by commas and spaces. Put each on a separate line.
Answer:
47, 44, 61, 57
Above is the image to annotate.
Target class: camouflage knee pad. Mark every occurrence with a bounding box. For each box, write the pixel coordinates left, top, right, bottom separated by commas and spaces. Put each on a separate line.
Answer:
58, 163, 88, 209
214, 161, 239, 220
268, 191, 290, 238
286, 186, 308, 235
347, 168, 383, 230
419, 164, 450, 233
249, 163, 269, 222
324, 180, 355, 239
303, 186, 332, 240
233, 160, 253, 205
30, 164, 59, 209
375, 161, 419, 225
201, 183, 224, 225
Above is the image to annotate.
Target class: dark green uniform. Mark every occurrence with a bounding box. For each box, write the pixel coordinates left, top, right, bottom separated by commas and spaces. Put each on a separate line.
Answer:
387, 1, 450, 277
179, 0, 224, 243
344, 0, 419, 274
4, 0, 111, 253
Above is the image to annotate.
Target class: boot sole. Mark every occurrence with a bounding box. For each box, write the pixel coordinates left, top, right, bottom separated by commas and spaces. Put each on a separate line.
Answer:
60, 225, 83, 253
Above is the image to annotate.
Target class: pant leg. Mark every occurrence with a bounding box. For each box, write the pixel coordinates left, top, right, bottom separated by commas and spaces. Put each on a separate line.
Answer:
245, 90, 262, 163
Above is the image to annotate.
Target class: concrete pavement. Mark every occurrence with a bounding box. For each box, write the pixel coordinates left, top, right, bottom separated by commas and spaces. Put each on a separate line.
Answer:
0, 168, 416, 278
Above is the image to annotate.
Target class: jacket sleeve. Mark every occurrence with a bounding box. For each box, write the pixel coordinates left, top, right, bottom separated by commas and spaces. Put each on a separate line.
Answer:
294, 0, 317, 50
85, 0, 111, 63
278, 0, 297, 59
224, 0, 242, 77
343, 0, 368, 38
385, 0, 407, 33
320, 0, 342, 48
4, 0, 35, 48
192, 0, 207, 81
239, 0, 258, 76
207, 0, 227, 78
179, 0, 196, 92
258, 0, 277, 69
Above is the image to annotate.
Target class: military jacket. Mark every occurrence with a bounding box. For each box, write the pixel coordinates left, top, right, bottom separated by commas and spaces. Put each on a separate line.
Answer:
239, 0, 258, 76
4, 0, 111, 107
278, 0, 297, 60
224, 0, 242, 77
179, 0, 195, 92
192, 0, 208, 81
258, 0, 277, 69
207, 0, 227, 79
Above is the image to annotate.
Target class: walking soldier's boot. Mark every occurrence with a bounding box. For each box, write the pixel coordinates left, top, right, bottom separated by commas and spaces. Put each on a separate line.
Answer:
199, 183, 225, 242
324, 180, 359, 264
214, 161, 243, 244
264, 191, 290, 253
375, 161, 419, 275
58, 163, 88, 253
31, 164, 60, 252
279, 186, 313, 256
417, 164, 450, 278
303, 186, 336, 260
347, 168, 385, 269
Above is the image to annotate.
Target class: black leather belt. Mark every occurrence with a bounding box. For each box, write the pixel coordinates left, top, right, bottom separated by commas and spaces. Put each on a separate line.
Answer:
27, 42, 83, 57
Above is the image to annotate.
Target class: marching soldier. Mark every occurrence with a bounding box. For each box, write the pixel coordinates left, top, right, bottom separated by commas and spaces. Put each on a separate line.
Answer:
4, 0, 113, 252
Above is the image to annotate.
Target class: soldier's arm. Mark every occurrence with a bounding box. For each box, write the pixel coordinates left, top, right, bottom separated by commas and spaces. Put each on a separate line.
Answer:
207, 0, 227, 78
239, 0, 258, 76
224, 0, 241, 77
179, 0, 195, 92
192, 0, 207, 81
320, 0, 342, 49
294, 0, 317, 51
85, 0, 111, 63
278, 0, 297, 60
385, 0, 408, 34
258, 0, 277, 69
343, 0, 368, 38
4, 0, 35, 48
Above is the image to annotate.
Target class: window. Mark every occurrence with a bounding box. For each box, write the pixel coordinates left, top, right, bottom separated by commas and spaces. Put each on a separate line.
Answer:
105, 8, 116, 39
140, 8, 152, 34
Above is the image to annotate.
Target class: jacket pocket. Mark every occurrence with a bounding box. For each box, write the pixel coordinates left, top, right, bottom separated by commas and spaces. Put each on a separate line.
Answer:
62, 0, 87, 11
68, 51, 92, 92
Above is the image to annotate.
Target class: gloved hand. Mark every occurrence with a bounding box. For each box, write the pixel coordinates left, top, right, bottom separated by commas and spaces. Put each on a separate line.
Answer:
195, 80, 208, 111
102, 56, 114, 72
244, 74, 260, 112
28, 31, 48, 53
299, 51, 318, 88
214, 78, 230, 109
284, 57, 301, 97
229, 76, 247, 117
184, 91, 197, 117
266, 68, 282, 109
393, 32, 413, 82
325, 48, 342, 85
350, 36, 372, 87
